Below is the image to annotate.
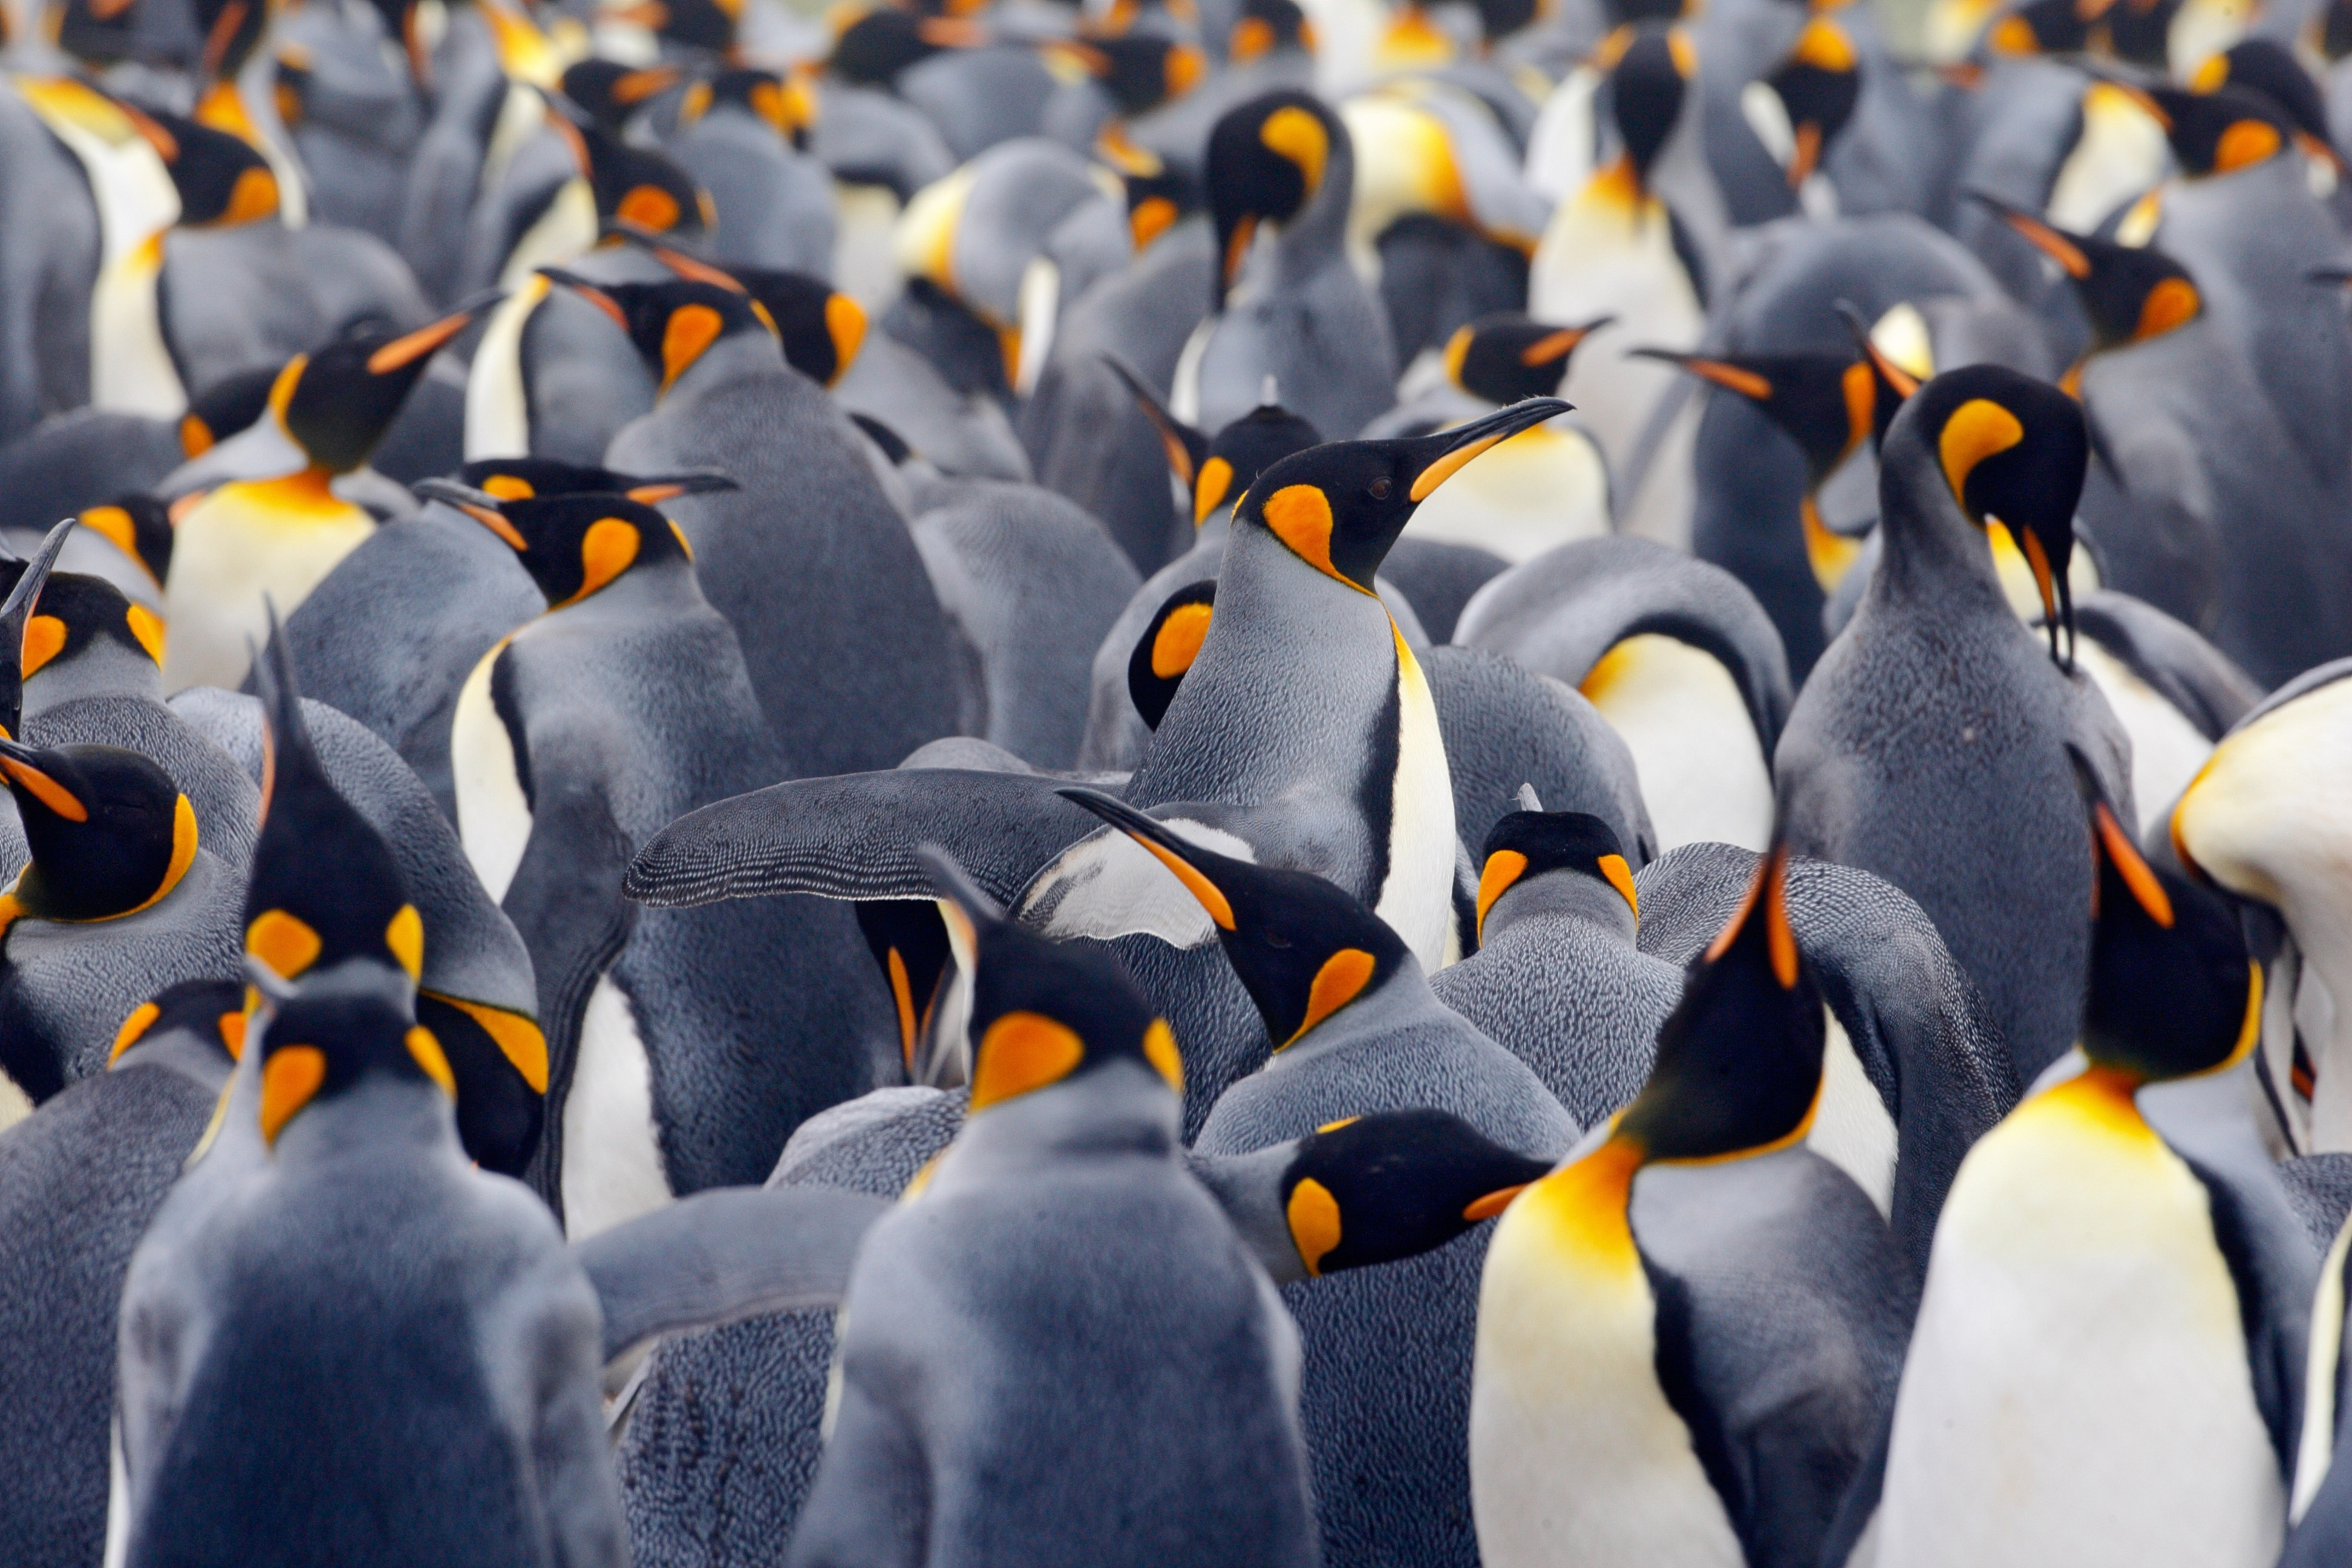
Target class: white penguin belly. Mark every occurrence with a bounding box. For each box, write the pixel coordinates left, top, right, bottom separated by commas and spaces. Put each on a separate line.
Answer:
463, 274, 547, 461
91, 235, 185, 418
1876, 1066, 2285, 1568
1579, 634, 1772, 854
160, 488, 374, 692
1473, 1149, 1745, 1568
1810, 1005, 1897, 1218
2073, 639, 2212, 824
561, 973, 674, 1240
1376, 625, 1458, 972
1404, 423, 1610, 563
450, 642, 534, 904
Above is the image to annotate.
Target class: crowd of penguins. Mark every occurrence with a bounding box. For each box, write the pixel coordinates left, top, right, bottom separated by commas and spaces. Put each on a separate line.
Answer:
7, 0, 2352, 1557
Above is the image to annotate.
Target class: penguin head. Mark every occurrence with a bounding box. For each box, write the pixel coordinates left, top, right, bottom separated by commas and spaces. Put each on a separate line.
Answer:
1598, 23, 1697, 192
855, 898, 956, 1079
1235, 397, 1570, 592
630, 0, 740, 53
1832, 299, 1919, 449
1631, 346, 1872, 483
0, 520, 74, 739
1108, 358, 1325, 527
109, 976, 246, 1068
1615, 841, 1826, 1163
1229, 0, 1315, 61
243, 621, 443, 1145
1128, 580, 1215, 730
2145, 82, 2293, 176
727, 268, 868, 387
1473, 809, 1638, 944
1045, 34, 1209, 117
445, 457, 739, 506
1978, 196, 2203, 356
560, 59, 681, 135
1443, 314, 1609, 407
548, 274, 775, 394
432, 491, 692, 609
2071, 751, 2259, 1085
679, 68, 819, 148
829, 8, 985, 87
21, 572, 167, 689
1207, 90, 1344, 302
178, 365, 277, 459
73, 494, 175, 589
1765, 18, 1860, 188
131, 107, 279, 227
0, 740, 197, 926
1059, 788, 1411, 1051
1887, 362, 2085, 665
1098, 126, 1194, 253
582, 128, 713, 241
2191, 40, 2334, 160
270, 308, 485, 474
1276, 1108, 1555, 1276
916, 846, 1185, 1112
1981, 0, 2090, 56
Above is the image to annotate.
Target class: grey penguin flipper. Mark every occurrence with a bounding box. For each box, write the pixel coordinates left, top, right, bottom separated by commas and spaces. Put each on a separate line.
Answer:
574, 1186, 890, 1364
625, 768, 1101, 909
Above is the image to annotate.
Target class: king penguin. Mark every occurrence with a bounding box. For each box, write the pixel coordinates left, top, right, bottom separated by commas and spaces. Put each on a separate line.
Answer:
160, 304, 483, 691
1867, 765, 2315, 1568
1775, 362, 2131, 1086
1470, 841, 1912, 1568
110, 633, 627, 1567
1062, 786, 1578, 1568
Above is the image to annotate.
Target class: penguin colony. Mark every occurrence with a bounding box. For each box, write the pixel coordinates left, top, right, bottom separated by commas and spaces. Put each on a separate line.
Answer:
6, 0, 2352, 1561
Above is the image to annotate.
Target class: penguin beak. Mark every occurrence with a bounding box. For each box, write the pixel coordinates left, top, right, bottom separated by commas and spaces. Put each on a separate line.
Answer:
1973, 191, 2093, 279
413, 479, 529, 550
1627, 348, 1772, 402
1056, 788, 1238, 932
0, 737, 88, 822
623, 470, 740, 503
364, 304, 488, 375
1402, 397, 1573, 503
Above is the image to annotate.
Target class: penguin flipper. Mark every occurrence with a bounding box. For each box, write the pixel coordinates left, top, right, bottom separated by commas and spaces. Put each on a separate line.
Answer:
573, 1185, 891, 1364
626, 768, 1102, 911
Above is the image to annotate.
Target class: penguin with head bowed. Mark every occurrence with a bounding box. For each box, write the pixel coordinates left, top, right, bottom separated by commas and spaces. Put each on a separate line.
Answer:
1775, 361, 2134, 1088
1180, 88, 1399, 440
1060, 784, 1577, 1568
786, 844, 1320, 1568
160, 305, 485, 693
1750, 15, 1863, 217
1867, 759, 2314, 1568
435, 480, 887, 1235
111, 628, 627, 1568
0, 976, 240, 1568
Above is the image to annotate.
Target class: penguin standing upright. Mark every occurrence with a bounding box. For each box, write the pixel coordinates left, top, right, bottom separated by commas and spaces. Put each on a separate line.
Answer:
665, 70, 835, 276
111, 633, 627, 1567
161, 307, 482, 692
1869, 767, 2314, 1568
1471, 843, 1912, 1568
1063, 786, 1578, 1568
1775, 364, 2129, 1085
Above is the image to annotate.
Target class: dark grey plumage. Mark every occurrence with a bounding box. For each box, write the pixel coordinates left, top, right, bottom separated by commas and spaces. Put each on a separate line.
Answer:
665, 108, 836, 276
0, 410, 184, 534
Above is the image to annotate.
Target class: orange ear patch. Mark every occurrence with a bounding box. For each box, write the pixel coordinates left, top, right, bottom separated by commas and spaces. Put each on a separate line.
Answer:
1142, 1018, 1184, 1093
260, 1044, 326, 1142
563, 518, 640, 605
429, 993, 549, 1093
246, 907, 322, 980
1287, 1175, 1341, 1275
22, 616, 65, 678
126, 605, 166, 665
617, 184, 683, 230
1193, 456, 1233, 523
1264, 483, 1364, 588
1475, 849, 1527, 940
2137, 277, 2198, 339
109, 1001, 162, 1064
970, 1010, 1085, 1109
1150, 601, 1214, 679
1285, 947, 1376, 1046
660, 304, 725, 391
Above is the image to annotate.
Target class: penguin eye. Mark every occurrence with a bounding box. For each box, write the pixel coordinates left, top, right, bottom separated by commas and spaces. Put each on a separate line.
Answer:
1368, 477, 1391, 500
1265, 929, 1293, 949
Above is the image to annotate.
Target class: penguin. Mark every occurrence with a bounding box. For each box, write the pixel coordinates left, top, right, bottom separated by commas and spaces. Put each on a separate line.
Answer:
1731, 15, 1862, 221
590, 275, 966, 779
1470, 842, 1912, 1568
1455, 535, 1790, 854
111, 632, 627, 1567
0, 977, 235, 1568
2286, 1202, 2352, 1563
1179, 88, 1399, 439
1867, 765, 2314, 1568
1431, 802, 1683, 1126
1038, 33, 1212, 156
665, 69, 835, 277
1063, 785, 1578, 1568
1775, 363, 2131, 1086
161, 305, 483, 692
432, 484, 886, 1233
785, 846, 1321, 1568
2172, 661, 2352, 1155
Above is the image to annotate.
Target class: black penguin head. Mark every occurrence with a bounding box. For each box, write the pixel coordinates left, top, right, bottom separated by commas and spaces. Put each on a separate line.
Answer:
633, 0, 740, 53
549, 273, 774, 394
1832, 299, 1918, 449
1100, 127, 1194, 253
1203, 400, 1325, 523
1630, 346, 1871, 483
1444, 313, 1609, 406
681, 69, 818, 147
581, 128, 711, 240
0, 740, 197, 926
1059, 789, 1411, 1051
855, 898, 955, 1079
560, 59, 681, 134
1891, 362, 2085, 665
1236, 398, 1570, 592
726, 268, 867, 387
1615, 841, 1826, 1163
446, 457, 738, 506
244, 622, 440, 1146
2192, 39, 2333, 154
432, 490, 691, 609
1977, 195, 2203, 354
1599, 23, 1696, 191
2145, 82, 2294, 176
130, 106, 279, 227
0, 520, 74, 738
1983, 0, 2091, 56
1207, 90, 1342, 302
918, 846, 1184, 1112
1128, 580, 1215, 730
1474, 809, 1638, 942
1047, 34, 1208, 116
73, 494, 174, 590
22, 571, 167, 685
270, 308, 485, 474
829, 8, 983, 86
179, 365, 277, 459
2071, 751, 2259, 1084
1230, 0, 1315, 60
109, 975, 247, 1068
1278, 1108, 1555, 1276
1765, 18, 1860, 187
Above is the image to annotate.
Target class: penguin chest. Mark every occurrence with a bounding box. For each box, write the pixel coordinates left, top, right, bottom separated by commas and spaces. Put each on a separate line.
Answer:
1878, 1068, 2284, 1568
1472, 1149, 1745, 1568
463, 275, 549, 461
160, 489, 373, 692
1810, 1004, 1898, 1218
1579, 634, 1772, 854
560, 972, 674, 1240
450, 641, 533, 905
1374, 624, 1458, 972
1403, 425, 1610, 563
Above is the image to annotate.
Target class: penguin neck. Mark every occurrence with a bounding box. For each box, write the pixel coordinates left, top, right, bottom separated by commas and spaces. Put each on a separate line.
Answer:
231, 465, 358, 522
659, 331, 783, 404
24, 643, 165, 719
943, 1062, 1179, 1177
269, 1074, 463, 1174
1483, 871, 1636, 947
116, 1027, 236, 1096
1870, 449, 2008, 617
